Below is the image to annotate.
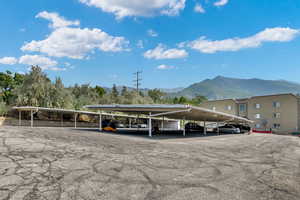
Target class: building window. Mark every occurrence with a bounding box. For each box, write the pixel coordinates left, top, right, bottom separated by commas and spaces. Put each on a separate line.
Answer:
212, 106, 216, 111
273, 113, 280, 118
255, 124, 261, 129
227, 105, 232, 111
239, 104, 246, 112
273, 124, 281, 129
255, 114, 261, 119
255, 103, 261, 109
273, 102, 281, 108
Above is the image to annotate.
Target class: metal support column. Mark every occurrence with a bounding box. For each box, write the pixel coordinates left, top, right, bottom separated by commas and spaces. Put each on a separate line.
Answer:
19, 111, 21, 126
161, 116, 164, 130
30, 110, 33, 128
183, 118, 186, 136
204, 120, 207, 135
129, 118, 132, 128
149, 112, 152, 137
99, 113, 102, 131
74, 113, 77, 128
217, 122, 220, 135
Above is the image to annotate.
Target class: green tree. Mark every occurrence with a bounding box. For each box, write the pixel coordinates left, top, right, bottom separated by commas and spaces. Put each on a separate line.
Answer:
95, 86, 106, 97
148, 89, 165, 103
14, 66, 52, 107
0, 71, 24, 104
121, 86, 127, 96
111, 84, 119, 102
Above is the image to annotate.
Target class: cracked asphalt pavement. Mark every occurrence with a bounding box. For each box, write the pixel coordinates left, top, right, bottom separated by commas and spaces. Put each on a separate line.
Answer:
0, 126, 300, 200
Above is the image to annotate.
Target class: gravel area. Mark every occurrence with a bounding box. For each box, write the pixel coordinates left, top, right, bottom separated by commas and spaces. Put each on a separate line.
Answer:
0, 126, 300, 200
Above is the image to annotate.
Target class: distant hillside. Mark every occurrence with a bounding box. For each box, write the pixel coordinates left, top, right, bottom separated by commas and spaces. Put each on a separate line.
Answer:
172, 76, 300, 100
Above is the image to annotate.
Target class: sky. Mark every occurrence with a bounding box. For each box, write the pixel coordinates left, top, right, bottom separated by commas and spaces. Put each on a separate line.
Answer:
1, 0, 300, 89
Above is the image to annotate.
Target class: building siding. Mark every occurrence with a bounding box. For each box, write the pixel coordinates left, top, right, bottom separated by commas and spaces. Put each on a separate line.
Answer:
200, 94, 300, 133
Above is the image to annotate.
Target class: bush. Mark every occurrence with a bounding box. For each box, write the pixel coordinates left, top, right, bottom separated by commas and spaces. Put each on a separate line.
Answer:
0, 101, 8, 116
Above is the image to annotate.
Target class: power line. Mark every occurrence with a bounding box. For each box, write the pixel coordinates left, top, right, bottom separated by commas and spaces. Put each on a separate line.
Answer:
133, 71, 142, 94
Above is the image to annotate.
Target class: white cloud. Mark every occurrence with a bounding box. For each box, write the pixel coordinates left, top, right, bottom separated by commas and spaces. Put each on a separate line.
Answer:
19, 55, 62, 71
194, 3, 205, 13
79, 0, 186, 19
21, 27, 129, 59
144, 44, 188, 59
36, 11, 80, 29
214, 0, 229, 7
185, 27, 300, 53
157, 64, 175, 70
137, 40, 144, 48
147, 29, 158, 37
0, 57, 18, 65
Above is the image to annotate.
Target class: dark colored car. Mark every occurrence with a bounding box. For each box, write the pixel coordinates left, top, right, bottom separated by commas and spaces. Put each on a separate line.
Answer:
185, 123, 205, 132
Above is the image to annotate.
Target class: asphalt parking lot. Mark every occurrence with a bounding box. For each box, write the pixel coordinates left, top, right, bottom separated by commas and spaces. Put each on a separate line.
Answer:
0, 126, 300, 200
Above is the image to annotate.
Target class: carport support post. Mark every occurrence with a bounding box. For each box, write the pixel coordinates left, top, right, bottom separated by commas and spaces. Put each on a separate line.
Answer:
204, 120, 207, 135
18, 110, 21, 126
30, 110, 33, 128
183, 117, 186, 136
149, 112, 152, 137
99, 113, 102, 131
74, 113, 77, 128
217, 122, 220, 135
129, 118, 132, 128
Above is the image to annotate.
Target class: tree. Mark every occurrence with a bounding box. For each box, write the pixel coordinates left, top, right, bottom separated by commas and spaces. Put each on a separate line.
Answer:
148, 89, 165, 103
190, 95, 207, 105
50, 77, 73, 108
111, 84, 119, 102
14, 66, 53, 107
121, 86, 127, 96
95, 86, 106, 97
0, 71, 24, 104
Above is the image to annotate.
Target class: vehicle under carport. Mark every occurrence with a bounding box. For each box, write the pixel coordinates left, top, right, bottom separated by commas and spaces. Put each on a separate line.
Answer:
84, 104, 253, 137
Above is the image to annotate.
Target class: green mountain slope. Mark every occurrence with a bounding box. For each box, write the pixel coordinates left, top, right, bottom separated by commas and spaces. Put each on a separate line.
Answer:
173, 76, 300, 99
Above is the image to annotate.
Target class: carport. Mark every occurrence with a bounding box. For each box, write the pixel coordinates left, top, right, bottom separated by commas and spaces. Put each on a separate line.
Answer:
13, 106, 102, 128
84, 104, 253, 137
12, 106, 180, 130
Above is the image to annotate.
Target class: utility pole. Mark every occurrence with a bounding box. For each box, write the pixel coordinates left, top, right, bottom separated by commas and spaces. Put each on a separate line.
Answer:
133, 71, 142, 94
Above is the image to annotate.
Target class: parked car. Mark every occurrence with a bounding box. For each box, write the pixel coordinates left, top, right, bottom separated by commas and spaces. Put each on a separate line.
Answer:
214, 124, 240, 134
185, 123, 205, 132
228, 124, 251, 133
131, 124, 148, 128
103, 120, 117, 132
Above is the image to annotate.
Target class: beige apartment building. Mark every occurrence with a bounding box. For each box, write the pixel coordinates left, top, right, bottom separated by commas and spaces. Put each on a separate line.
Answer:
200, 93, 300, 133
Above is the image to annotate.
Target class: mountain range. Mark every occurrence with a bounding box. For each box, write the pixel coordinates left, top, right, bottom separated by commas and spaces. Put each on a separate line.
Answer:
108, 76, 300, 100
171, 76, 300, 100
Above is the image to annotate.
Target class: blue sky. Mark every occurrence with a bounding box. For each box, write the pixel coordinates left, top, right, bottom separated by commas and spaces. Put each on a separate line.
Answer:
1, 0, 300, 88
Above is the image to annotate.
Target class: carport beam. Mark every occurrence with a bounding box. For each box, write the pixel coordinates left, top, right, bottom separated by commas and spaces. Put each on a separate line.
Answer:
149, 112, 152, 137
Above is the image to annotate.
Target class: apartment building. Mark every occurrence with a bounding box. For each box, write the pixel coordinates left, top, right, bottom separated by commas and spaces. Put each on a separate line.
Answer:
200, 93, 300, 133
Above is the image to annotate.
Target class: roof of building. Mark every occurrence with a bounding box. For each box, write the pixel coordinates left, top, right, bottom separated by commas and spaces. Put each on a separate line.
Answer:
204, 93, 299, 103
84, 104, 253, 123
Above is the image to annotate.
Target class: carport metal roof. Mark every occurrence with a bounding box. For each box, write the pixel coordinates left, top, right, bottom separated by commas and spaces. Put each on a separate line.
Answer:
13, 106, 100, 115
84, 104, 253, 123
